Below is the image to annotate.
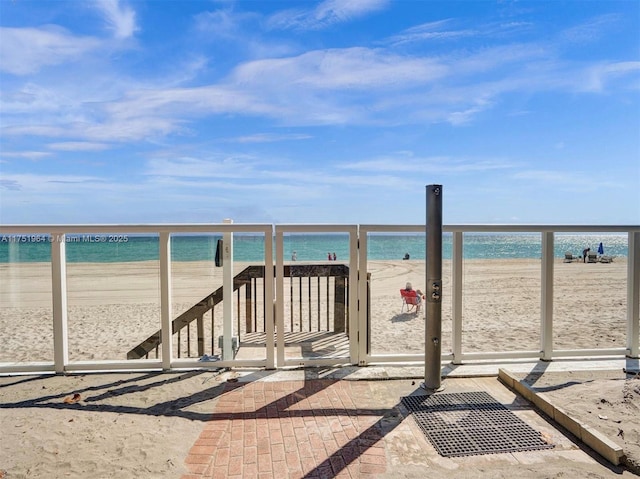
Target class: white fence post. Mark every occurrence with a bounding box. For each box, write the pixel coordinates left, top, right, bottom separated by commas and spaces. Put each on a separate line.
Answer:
275, 228, 285, 367
452, 231, 463, 364
159, 232, 172, 369
628, 232, 640, 358
348, 226, 359, 364
222, 219, 234, 361
264, 227, 275, 369
541, 232, 554, 361
51, 233, 69, 373
357, 227, 368, 365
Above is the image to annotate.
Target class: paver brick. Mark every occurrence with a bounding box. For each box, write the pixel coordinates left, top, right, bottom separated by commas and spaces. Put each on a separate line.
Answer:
228, 455, 243, 476
270, 428, 284, 445
213, 447, 230, 466
243, 461, 258, 477
229, 439, 243, 455
188, 445, 216, 455
297, 440, 314, 458
185, 454, 211, 465
360, 462, 386, 474
257, 453, 273, 473
272, 460, 288, 477
185, 462, 209, 474
271, 442, 286, 462
244, 445, 258, 464
285, 450, 302, 471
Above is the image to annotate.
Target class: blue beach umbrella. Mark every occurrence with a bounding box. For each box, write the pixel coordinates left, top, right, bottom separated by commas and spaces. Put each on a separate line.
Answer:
598, 242, 604, 255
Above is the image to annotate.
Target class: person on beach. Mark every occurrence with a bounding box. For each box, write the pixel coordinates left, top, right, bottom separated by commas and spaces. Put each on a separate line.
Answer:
291, 251, 297, 261
405, 282, 425, 310
328, 252, 332, 261
582, 247, 590, 263
332, 252, 337, 261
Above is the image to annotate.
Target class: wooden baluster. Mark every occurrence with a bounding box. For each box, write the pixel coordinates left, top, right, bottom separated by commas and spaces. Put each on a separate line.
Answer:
187, 322, 191, 357
317, 276, 321, 331
326, 276, 330, 331
308, 276, 312, 332
259, 277, 263, 333
334, 276, 346, 333
246, 279, 253, 333
236, 289, 241, 343
298, 277, 302, 332
290, 278, 294, 332
211, 307, 215, 354
197, 314, 204, 357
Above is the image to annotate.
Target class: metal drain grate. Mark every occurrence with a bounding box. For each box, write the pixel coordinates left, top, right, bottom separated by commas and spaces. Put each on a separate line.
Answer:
401, 391, 554, 457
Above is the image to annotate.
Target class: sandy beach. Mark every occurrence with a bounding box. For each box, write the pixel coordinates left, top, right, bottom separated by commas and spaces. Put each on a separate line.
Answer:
1, 258, 638, 477
0, 258, 630, 362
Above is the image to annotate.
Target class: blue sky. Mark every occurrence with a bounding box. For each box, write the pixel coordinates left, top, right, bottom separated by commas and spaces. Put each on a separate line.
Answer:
1, 0, 639, 225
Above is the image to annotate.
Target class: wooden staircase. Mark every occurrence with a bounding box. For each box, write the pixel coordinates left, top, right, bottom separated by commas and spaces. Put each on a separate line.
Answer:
127, 264, 350, 360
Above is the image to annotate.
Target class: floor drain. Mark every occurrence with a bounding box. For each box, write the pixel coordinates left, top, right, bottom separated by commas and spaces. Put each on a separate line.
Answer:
401, 391, 554, 457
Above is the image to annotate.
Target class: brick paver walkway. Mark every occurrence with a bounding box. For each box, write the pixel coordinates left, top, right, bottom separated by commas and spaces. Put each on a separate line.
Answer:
181, 379, 389, 479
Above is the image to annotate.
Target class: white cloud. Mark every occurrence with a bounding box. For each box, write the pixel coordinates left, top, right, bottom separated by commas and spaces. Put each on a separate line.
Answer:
1, 82, 72, 114
143, 155, 411, 194
0, 151, 52, 160
47, 142, 111, 151
268, 0, 388, 30
146, 157, 258, 179
315, 0, 388, 23
0, 179, 21, 191
231, 133, 313, 143
386, 19, 534, 46
0, 173, 105, 195
446, 100, 492, 125
561, 14, 620, 44
0, 26, 100, 75
582, 61, 640, 93
512, 169, 617, 191
0, 41, 583, 144
232, 47, 447, 90
2, 125, 71, 137
387, 20, 475, 45
341, 155, 516, 173
194, 7, 255, 39
93, 0, 138, 39
2, 16, 637, 148
80, 116, 182, 142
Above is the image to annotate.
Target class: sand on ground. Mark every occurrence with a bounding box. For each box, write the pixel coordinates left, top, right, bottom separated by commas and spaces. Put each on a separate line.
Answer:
0, 370, 228, 478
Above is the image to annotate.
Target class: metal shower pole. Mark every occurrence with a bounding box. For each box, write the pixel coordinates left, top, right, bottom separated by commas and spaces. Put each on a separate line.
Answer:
424, 184, 443, 392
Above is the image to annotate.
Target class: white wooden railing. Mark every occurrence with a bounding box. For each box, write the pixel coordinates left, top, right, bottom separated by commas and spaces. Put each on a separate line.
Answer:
358, 224, 639, 366
0, 223, 638, 374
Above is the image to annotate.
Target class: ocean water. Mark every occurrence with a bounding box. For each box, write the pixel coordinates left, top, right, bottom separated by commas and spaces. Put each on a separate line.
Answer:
0, 232, 629, 263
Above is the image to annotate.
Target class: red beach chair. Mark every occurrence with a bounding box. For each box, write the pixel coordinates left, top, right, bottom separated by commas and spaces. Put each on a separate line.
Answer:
400, 289, 420, 313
